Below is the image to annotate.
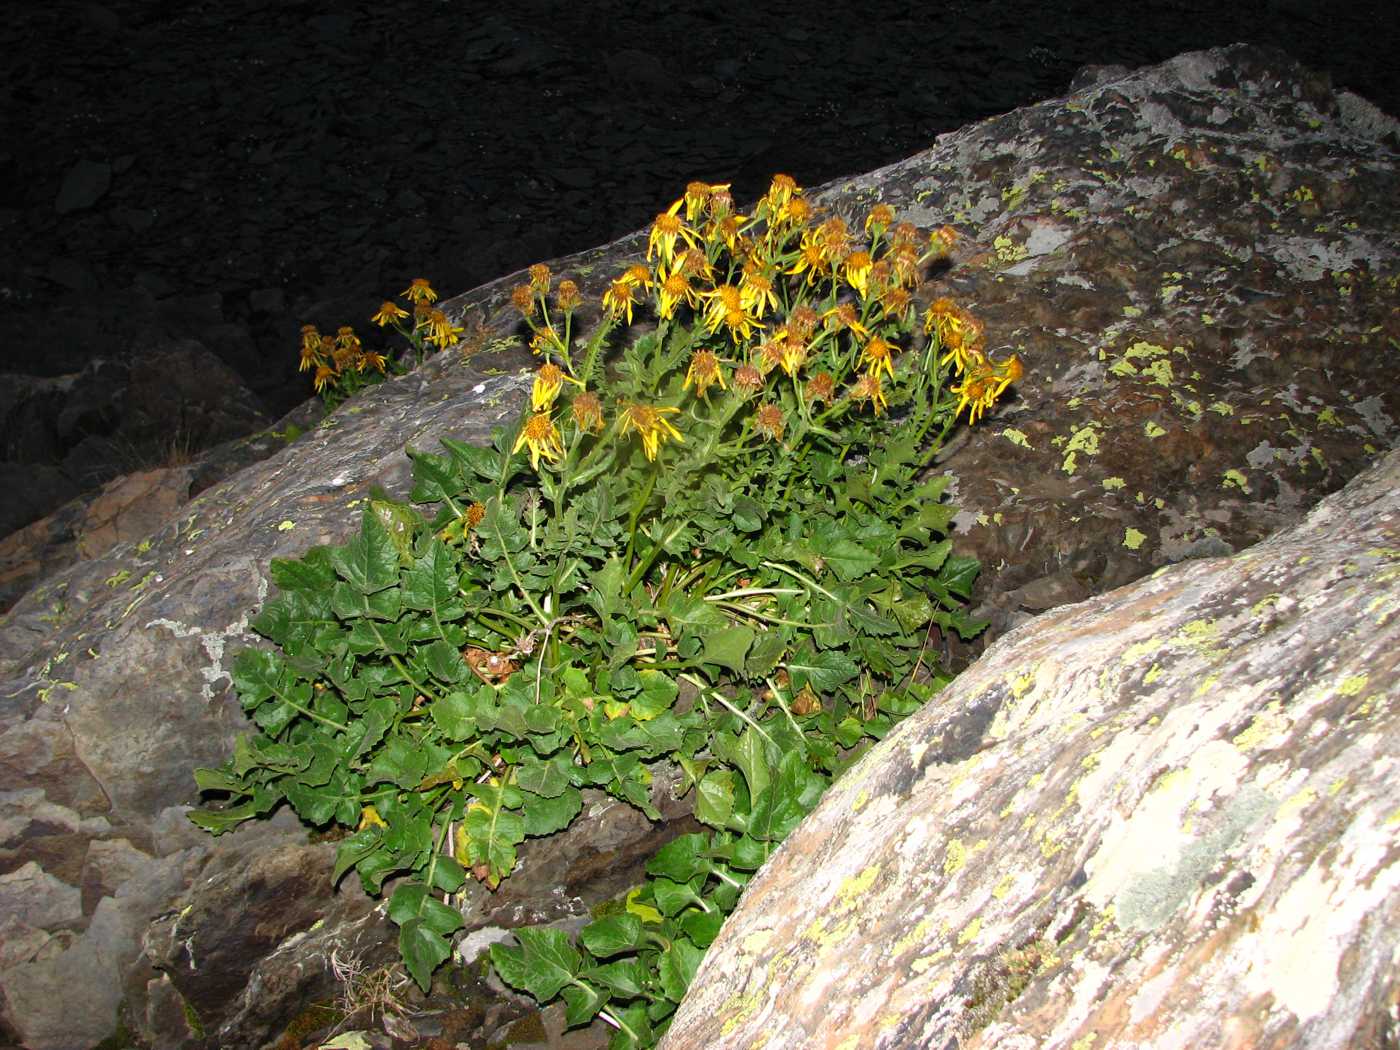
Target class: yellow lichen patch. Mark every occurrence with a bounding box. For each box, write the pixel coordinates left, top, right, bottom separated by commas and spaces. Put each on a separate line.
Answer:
1222, 468, 1251, 493
1335, 673, 1369, 697
911, 946, 951, 974
851, 787, 869, 813
1061, 424, 1101, 475
741, 929, 774, 955
1233, 700, 1288, 750
944, 839, 968, 876
1193, 672, 1221, 697
993, 873, 1015, 899
1276, 786, 1317, 823
1176, 618, 1225, 658
1123, 528, 1147, 550
838, 864, 882, 906
1002, 428, 1032, 448
1103, 476, 1126, 491
1145, 421, 1167, 438
1144, 663, 1164, 684
958, 917, 983, 946
894, 914, 941, 955
993, 235, 1029, 263
1121, 637, 1165, 665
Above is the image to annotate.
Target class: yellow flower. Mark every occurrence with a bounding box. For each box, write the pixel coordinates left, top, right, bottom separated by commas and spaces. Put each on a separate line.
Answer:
656, 270, 697, 320
618, 403, 684, 461
313, 363, 337, 393
953, 353, 1023, 424
761, 174, 799, 216
402, 278, 437, 304
683, 180, 729, 222
370, 301, 408, 327
865, 203, 895, 238
822, 302, 869, 339
683, 349, 726, 399
849, 373, 888, 415
806, 371, 835, 403
647, 198, 700, 268
528, 263, 551, 293
532, 362, 570, 411
862, 335, 896, 380
621, 263, 654, 289
512, 411, 564, 469
571, 391, 604, 434
842, 250, 873, 297
511, 283, 537, 318
419, 308, 463, 349
298, 324, 323, 372
929, 224, 959, 258
361, 350, 388, 374
358, 805, 388, 830
732, 365, 764, 398
739, 269, 779, 318
701, 285, 763, 343
753, 403, 785, 443
556, 280, 582, 313
602, 279, 640, 325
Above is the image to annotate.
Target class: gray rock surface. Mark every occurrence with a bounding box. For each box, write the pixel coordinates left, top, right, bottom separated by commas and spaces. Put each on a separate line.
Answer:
660, 447, 1400, 1050
0, 43, 1396, 1048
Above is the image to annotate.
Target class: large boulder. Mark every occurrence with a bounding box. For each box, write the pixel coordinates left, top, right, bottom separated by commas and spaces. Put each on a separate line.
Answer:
0, 43, 1396, 1048
661, 446, 1400, 1050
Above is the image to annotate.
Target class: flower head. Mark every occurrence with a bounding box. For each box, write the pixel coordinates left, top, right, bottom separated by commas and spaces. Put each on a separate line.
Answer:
865, 203, 895, 238
299, 324, 323, 372
512, 411, 564, 470
862, 335, 896, 380
528, 263, 551, 293
556, 279, 582, 313
532, 362, 567, 411
732, 364, 764, 398
849, 373, 888, 415
657, 270, 697, 320
419, 308, 463, 349
511, 283, 537, 319
602, 279, 640, 325
647, 199, 700, 268
806, 371, 835, 403
683, 349, 727, 399
618, 403, 684, 461
571, 391, 604, 434
753, 403, 785, 443
402, 278, 438, 304
952, 353, 1023, 424
371, 301, 409, 327
842, 250, 873, 298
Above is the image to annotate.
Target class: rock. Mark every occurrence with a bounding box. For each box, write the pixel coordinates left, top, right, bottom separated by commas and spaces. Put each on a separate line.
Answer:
660, 447, 1400, 1049
0, 44, 1396, 1048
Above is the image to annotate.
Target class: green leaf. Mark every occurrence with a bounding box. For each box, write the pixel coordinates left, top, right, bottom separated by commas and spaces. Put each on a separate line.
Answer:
516, 754, 572, 798
658, 938, 705, 1001
403, 537, 466, 618
490, 928, 581, 1001
519, 786, 583, 837
717, 725, 771, 806
268, 547, 337, 593
651, 876, 707, 916
694, 770, 735, 829
463, 791, 526, 886
631, 670, 678, 719
679, 910, 724, 948
561, 981, 608, 1027
429, 690, 477, 741
366, 735, 429, 789
585, 958, 646, 999
730, 495, 764, 532
786, 644, 859, 693
939, 553, 982, 600
400, 917, 452, 992
331, 510, 401, 594
332, 827, 384, 883
660, 591, 725, 640
580, 914, 645, 958
586, 556, 628, 621
422, 639, 467, 684
645, 833, 708, 883
431, 854, 467, 893
744, 630, 786, 679
699, 624, 755, 674
441, 435, 503, 481
186, 798, 261, 834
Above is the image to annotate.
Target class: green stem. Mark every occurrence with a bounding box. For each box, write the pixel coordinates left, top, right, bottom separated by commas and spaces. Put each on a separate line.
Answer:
680, 673, 777, 751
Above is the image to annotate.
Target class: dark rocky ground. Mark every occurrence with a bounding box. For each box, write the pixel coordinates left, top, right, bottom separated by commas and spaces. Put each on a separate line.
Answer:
1, 0, 1397, 539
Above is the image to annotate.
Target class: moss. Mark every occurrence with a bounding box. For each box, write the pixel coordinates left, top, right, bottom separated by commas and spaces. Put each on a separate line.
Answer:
959, 937, 1058, 1035
271, 1000, 342, 1049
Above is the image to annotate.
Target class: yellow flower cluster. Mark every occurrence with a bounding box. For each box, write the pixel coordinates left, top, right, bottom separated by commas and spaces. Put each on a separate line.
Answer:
504, 174, 1023, 472
296, 278, 464, 403
924, 297, 1024, 424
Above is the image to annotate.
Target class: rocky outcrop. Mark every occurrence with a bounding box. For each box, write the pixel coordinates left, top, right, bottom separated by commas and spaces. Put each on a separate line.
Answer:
0, 44, 1397, 1048
661, 446, 1400, 1050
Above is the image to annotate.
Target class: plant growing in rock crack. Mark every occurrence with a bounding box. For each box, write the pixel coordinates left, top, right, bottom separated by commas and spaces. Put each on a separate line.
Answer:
298, 276, 462, 410
192, 175, 1023, 1048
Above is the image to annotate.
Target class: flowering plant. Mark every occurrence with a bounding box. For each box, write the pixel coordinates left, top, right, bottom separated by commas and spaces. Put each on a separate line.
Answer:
297, 276, 464, 409
193, 176, 1021, 1046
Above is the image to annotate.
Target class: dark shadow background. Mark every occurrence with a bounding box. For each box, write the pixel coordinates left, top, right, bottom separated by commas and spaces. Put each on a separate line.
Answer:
0, 0, 1396, 520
